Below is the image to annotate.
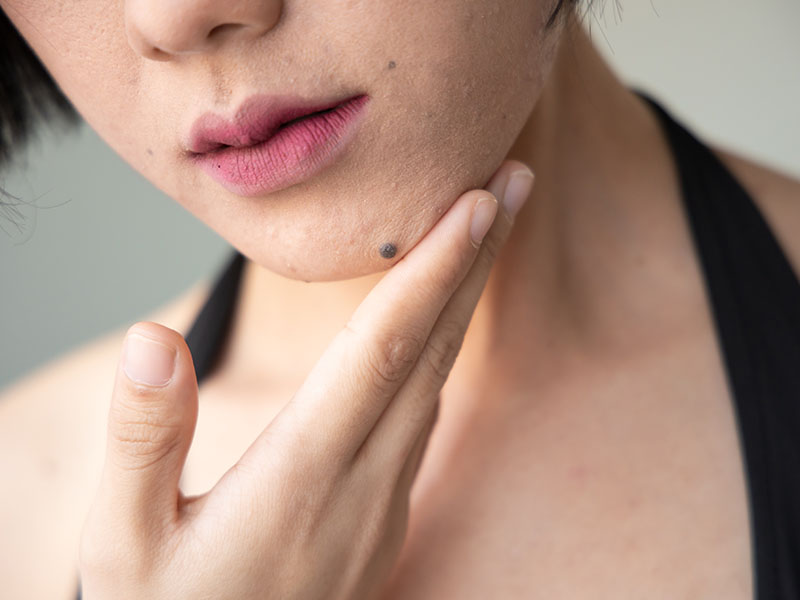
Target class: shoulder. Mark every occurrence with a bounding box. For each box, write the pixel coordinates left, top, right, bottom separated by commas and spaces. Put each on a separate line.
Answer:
714, 147, 800, 278
0, 279, 211, 599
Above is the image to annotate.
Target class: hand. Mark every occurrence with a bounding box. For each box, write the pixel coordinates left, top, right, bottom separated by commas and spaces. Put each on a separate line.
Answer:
78, 160, 535, 600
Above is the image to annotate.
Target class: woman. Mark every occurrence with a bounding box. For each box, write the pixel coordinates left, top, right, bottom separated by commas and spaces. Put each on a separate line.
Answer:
1, 1, 798, 598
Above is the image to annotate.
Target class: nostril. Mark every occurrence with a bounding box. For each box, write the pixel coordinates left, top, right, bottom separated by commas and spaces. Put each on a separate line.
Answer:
207, 23, 245, 42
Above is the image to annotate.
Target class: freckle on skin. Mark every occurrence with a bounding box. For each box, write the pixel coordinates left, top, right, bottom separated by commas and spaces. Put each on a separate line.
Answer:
146, 148, 153, 156
388, 60, 396, 69
379, 243, 397, 259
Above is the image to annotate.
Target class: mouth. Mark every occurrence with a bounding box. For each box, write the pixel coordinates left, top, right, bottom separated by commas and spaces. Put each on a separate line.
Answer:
186, 93, 370, 196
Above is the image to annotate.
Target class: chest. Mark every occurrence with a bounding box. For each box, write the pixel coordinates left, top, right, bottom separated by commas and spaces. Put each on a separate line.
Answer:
183, 335, 753, 600
377, 338, 753, 599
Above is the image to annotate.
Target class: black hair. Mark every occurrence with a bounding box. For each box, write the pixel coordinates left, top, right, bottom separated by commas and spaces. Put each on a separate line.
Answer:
0, 9, 81, 173
547, 0, 579, 28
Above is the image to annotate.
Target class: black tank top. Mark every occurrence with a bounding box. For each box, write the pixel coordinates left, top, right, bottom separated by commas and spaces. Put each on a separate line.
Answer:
75, 92, 800, 599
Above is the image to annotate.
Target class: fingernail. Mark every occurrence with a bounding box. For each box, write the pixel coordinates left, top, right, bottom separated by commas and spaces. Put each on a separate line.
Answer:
470, 195, 498, 247
503, 168, 535, 220
122, 333, 176, 387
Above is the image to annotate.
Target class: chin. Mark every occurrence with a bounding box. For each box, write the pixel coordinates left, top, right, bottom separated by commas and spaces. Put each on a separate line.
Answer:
176, 149, 490, 282
228, 204, 439, 283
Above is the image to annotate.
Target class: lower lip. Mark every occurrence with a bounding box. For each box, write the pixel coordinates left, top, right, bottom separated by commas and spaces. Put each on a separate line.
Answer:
192, 94, 370, 197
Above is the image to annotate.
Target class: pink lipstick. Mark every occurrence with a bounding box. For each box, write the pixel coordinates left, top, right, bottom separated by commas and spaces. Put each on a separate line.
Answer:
186, 94, 370, 196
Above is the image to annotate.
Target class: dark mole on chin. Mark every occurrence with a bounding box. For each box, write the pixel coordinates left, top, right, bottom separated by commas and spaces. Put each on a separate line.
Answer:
388, 60, 396, 69
379, 243, 397, 259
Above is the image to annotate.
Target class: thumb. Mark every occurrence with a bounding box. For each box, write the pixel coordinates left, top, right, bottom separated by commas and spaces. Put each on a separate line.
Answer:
97, 321, 198, 531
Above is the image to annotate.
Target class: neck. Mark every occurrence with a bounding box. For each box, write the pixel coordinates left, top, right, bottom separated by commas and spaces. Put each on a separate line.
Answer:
216, 23, 682, 395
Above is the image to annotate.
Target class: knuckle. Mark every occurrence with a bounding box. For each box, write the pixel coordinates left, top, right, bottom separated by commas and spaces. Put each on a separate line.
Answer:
371, 333, 424, 386
421, 321, 465, 384
352, 325, 424, 391
109, 399, 182, 470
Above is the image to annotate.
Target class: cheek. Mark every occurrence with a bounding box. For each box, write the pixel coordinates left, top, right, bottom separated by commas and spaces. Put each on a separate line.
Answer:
365, 0, 557, 219
2, 0, 159, 161
334, 3, 558, 261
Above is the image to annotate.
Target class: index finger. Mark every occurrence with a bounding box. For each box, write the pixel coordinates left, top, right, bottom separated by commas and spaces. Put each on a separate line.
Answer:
249, 172, 505, 467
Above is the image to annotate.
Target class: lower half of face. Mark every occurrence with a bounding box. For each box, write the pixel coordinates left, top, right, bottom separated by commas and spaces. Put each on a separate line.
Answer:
4, 0, 563, 281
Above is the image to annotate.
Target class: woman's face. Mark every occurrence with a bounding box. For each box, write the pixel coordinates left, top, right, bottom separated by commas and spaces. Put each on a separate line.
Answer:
2, 0, 563, 280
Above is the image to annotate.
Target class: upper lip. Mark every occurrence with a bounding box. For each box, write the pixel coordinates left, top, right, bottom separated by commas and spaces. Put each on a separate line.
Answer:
186, 93, 365, 156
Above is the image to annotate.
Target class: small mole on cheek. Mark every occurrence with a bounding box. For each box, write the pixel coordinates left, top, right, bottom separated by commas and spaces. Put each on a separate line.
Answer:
146, 148, 153, 156
379, 243, 397, 259
387, 60, 396, 70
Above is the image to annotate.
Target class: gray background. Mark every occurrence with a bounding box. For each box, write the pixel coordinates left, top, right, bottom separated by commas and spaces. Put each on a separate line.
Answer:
2, 0, 799, 390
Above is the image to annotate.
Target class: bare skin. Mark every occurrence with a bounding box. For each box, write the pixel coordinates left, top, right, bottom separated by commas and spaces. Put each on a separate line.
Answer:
2, 14, 800, 600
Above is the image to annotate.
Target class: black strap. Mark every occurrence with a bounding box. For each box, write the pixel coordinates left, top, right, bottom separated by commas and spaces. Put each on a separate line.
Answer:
184, 250, 246, 384
636, 90, 800, 600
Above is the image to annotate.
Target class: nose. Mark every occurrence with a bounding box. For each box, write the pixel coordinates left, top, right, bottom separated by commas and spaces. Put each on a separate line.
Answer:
125, 0, 282, 61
